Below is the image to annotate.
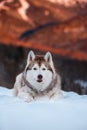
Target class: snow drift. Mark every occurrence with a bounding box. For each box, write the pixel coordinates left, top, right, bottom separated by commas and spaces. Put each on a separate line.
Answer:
0, 86, 87, 130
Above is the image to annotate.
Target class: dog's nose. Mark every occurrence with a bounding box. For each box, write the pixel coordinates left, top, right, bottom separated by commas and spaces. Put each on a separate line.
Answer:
38, 74, 43, 79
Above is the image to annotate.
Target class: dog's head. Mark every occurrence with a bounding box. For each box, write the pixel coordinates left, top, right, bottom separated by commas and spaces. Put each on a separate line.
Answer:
25, 51, 56, 91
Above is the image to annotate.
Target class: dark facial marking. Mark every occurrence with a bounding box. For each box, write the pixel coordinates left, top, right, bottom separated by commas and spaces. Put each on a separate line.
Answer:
26, 66, 31, 71
45, 63, 53, 73
26, 62, 35, 71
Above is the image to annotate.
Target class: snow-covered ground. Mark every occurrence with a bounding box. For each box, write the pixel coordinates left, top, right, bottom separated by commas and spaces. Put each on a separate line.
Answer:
0, 86, 87, 130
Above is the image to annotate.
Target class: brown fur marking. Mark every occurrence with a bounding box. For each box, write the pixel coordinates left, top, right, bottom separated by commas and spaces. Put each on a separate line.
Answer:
34, 55, 45, 66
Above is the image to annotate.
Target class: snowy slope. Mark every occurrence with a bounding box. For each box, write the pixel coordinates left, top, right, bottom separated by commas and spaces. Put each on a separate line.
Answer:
0, 87, 87, 130
48, 0, 87, 7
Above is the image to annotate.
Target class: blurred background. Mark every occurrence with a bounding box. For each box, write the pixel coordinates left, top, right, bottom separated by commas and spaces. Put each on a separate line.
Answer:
0, 0, 87, 94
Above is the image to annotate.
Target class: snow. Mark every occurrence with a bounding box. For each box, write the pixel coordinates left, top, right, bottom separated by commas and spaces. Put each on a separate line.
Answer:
0, 87, 87, 130
74, 79, 87, 88
48, 0, 87, 7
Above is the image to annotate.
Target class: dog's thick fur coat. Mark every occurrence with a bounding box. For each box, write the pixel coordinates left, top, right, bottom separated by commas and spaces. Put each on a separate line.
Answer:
13, 51, 62, 102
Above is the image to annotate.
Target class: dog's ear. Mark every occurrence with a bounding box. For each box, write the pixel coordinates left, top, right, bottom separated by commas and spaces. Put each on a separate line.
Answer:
45, 52, 55, 73
45, 52, 52, 63
27, 50, 35, 64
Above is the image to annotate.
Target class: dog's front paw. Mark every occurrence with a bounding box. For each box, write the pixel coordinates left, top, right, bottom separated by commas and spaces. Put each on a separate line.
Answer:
18, 92, 33, 102
24, 96, 34, 103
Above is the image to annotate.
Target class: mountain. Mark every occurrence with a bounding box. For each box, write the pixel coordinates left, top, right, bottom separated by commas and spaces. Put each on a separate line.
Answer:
0, 0, 87, 60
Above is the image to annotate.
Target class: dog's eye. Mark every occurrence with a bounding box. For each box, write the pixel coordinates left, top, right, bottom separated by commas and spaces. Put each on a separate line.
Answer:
33, 67, 37, 70
42, 68, 46, 70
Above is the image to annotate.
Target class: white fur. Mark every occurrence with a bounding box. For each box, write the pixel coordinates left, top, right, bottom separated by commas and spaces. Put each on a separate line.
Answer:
26, 63, 53, 91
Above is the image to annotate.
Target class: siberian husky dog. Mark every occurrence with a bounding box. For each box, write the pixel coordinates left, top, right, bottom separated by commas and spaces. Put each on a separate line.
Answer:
13, 51, 62, 102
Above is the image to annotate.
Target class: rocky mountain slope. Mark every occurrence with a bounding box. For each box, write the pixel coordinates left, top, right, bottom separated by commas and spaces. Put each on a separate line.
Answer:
0, 0, 87, 60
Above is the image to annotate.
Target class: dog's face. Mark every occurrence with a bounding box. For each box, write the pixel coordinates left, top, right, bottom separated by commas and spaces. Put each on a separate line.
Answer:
25, 51, 55, 91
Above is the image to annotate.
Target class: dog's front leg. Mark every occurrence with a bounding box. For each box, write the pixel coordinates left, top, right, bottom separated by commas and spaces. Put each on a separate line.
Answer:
18, 91, 34, 102
17, 86, 34, 102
